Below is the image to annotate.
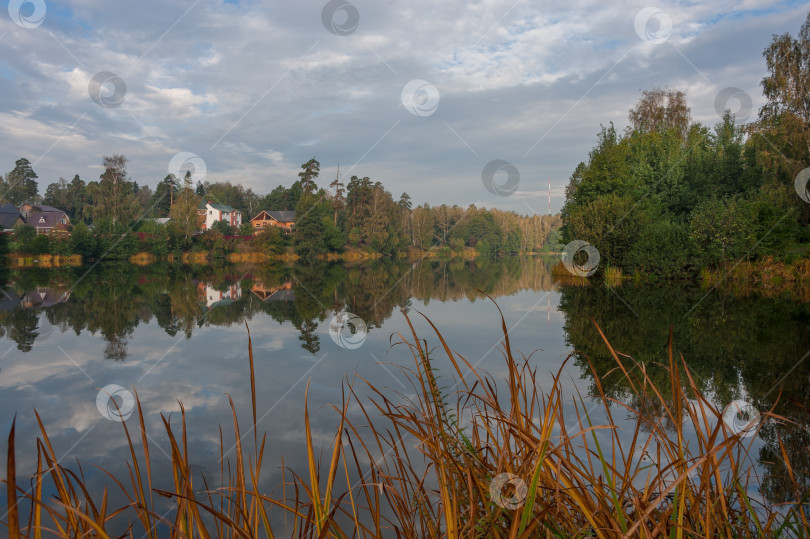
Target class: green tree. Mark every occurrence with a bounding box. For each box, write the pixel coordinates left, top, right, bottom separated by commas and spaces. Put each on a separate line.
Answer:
298, 158, 320, 195
565, 194, 654, 269
294, 190, 343, 256
689, 197, 758, 266
211, 219, 234, 235
261, 182, 302, 212
1, 158, 39, 206
504, 228, 522, 254
43, 178, 71, 212
42, 174, 90, 220
627, 88, 691, 138
91, 155, 140, 225
411, 204, 433, 249
170, 177, 201, 242
329, 169, 345, 227
251, 225, 283, 254
749, 11, 810, 224
11, 224, 35, 253
70, 221, 98, 259
68, 175, 89, 222
150, 174, 179, 217
626, 220, 692, 277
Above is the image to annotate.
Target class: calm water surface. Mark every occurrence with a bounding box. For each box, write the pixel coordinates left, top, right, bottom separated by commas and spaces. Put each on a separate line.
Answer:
0, 257, 807, 527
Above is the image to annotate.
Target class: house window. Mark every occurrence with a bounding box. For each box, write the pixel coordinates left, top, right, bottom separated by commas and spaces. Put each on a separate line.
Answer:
209, 210, 213, 215
61, 219, 66, 224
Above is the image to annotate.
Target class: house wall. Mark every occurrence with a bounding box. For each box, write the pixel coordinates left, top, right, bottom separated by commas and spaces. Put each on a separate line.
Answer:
202, 204, 242, 231
251, 215, 294, 234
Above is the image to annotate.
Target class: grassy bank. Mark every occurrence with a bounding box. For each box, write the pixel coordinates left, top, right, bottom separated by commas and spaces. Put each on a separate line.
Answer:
700, 257, 810, 300
551, 258, 810, 300
7, 253, 82, 268
2, 300, 808, 537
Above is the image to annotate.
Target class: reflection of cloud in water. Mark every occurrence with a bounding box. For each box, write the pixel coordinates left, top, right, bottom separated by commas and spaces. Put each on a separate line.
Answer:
0, 259, 802, 515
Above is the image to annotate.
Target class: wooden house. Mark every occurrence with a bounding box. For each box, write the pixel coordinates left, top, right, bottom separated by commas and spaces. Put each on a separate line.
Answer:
250, 210, 295, 235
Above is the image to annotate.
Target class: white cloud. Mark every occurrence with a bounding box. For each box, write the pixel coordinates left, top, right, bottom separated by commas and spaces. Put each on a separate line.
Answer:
0, 0, 804, 212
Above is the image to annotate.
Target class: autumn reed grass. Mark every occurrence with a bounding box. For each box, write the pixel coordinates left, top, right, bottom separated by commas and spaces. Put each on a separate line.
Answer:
603, 265, 623, 288
225, 252, 270, 264
550, 261, 591, 287
3, 297, 809, 537
701, 257, 810, 300
129, 252, 157, 266
9, 254, 82, 268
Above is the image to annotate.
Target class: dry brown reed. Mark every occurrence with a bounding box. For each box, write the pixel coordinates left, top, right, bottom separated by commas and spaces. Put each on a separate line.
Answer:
2, 301, 808, 537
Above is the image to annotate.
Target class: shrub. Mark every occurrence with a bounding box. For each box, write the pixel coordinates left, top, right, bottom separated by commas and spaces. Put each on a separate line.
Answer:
251, 226, 284, 254
29, 233, 50, 255
69, 222, 98, 259
564, 194, 655, 268
211, 219, 235, 236
627, 219, 692, 278
11, 224, 35, 252
690, 196, 758, 266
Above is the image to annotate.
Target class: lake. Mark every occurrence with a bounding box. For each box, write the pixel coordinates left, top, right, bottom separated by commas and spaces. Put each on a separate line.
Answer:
0, 257, 807, 530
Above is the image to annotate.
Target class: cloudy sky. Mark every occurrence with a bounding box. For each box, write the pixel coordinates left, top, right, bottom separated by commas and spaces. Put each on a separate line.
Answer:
0, 0, 805, 214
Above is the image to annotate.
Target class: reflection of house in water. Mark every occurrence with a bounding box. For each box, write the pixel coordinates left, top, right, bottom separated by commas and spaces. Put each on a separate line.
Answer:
197, 282, 242, 309
251, 280, 294, 302
0, 287, 21, 312
21, 287, 71, 309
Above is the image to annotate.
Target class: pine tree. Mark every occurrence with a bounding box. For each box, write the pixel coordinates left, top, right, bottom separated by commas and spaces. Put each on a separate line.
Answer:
298, 158, 320, 195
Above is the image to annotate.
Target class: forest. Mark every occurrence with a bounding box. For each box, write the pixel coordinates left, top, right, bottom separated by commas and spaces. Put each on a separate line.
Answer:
0, 153, 560, 260
561, 13, 810, 279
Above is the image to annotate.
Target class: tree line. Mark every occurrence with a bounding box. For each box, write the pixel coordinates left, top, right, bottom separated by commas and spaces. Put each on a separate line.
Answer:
0, 153, 561, 259
561, 12, 810, 278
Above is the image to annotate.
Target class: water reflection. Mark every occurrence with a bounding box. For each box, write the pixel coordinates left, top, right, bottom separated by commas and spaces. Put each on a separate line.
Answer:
0, 256, 557, 359
557, 284, 810, 507
0, 258, 806, 509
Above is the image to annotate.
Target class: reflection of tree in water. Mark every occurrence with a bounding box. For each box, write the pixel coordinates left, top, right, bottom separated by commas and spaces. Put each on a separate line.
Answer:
5, 308, 38, 352
0, 257, 560, 357
104, 333, 129, 361
557, 283, 810, 507
759, 422, 810, 505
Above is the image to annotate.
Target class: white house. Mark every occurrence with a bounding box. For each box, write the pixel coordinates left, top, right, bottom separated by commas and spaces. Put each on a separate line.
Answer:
197, 200, 242, 231
198, 282, 242, 309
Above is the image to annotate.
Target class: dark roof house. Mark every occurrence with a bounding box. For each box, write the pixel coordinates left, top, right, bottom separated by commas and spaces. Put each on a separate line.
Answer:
250, 210, 296, 234
0, 203, 23, 230
266, 210, 295, 222
27, 211, 69, 233
20, 204, 63, 219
